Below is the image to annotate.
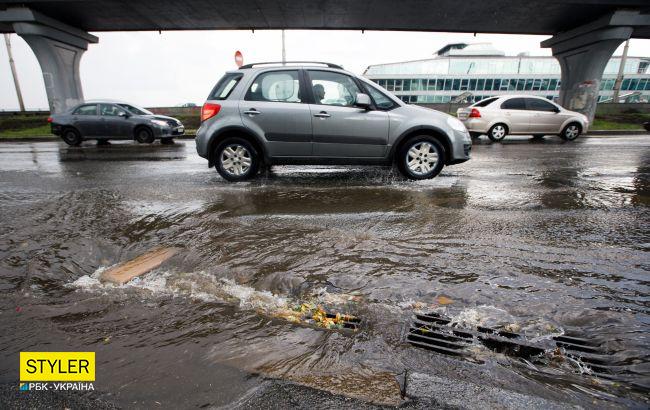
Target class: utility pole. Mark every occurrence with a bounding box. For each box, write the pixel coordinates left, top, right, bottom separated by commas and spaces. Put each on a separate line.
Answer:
4, 33, 25, 112
281, 30, 286, 64
612, 39, 630, 104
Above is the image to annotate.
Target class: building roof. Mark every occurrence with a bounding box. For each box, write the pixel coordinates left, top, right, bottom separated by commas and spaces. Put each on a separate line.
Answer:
364, 43, 649, 76
435, 43, 505, 57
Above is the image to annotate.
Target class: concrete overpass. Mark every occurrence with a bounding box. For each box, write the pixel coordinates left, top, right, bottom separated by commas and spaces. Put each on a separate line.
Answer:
0, 1, 649, 121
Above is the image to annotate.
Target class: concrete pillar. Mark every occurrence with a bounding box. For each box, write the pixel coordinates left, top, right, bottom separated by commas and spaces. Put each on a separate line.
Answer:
541, 10, 649, 124
547, 27, 631, 122
0, 8, 98, 113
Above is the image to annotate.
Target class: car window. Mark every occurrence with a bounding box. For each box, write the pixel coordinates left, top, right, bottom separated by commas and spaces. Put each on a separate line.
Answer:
100, 104, 126, 116
363, 82, 397, 110
73, 104, 98, 115
472, 97, 498, 107
526, 98, 557, 112
245, 70, 302, 103
308, 70, 361, 107
210, 73, 243, 100
500, 98, 526, 110
117, 104, 151, 115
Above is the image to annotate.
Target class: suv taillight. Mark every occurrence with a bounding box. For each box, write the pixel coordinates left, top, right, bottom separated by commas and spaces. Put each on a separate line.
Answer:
469, 108, 481, 118
47, 117, 53, 123
201, 103, 221, 122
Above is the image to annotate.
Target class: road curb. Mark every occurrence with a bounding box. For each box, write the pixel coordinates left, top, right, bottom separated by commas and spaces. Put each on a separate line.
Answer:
585, 130, 647, 136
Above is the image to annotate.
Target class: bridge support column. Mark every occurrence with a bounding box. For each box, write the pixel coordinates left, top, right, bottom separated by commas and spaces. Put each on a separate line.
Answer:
541, 10, 648, 124
0, 8, 98, 113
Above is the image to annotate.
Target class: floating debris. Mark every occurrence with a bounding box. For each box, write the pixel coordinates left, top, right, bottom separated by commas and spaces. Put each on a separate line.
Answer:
100, 247, 179, 285
436, 296, 454, 305
274, 302, 360, 330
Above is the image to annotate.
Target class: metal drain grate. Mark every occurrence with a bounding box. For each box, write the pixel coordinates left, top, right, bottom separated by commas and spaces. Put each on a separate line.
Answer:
552, 335, 623, 380
326, 312, 361, 330
406, 312, 633, 384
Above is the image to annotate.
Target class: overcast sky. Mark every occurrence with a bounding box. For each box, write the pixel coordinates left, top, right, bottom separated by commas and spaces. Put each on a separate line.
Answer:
1, 30, 649, 110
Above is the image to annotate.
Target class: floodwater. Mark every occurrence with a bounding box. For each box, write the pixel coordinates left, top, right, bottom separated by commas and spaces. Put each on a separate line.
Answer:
0, 136, 648, 408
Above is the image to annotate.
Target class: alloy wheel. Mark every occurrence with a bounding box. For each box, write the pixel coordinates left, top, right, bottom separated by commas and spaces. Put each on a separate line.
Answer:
565, 125, 579, 140
405, 141, 439, 176
491, 125, 506, 139
220, 144, 252, 177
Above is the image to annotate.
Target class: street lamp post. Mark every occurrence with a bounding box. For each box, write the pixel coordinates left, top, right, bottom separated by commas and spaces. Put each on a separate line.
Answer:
4, 33, 25, 112
281, 30, 286, 64
612, 39, 630, 104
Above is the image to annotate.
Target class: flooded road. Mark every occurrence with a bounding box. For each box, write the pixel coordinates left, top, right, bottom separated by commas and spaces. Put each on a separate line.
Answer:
0, 136, 648, 408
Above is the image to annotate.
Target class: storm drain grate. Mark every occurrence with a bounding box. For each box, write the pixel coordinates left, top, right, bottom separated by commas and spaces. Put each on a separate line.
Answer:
326, 312, 361, 331
406, 312, 630, 382
551, 335, 627, 381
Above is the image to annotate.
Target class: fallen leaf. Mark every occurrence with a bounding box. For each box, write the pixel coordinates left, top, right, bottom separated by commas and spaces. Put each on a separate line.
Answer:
437, 296, 454, 305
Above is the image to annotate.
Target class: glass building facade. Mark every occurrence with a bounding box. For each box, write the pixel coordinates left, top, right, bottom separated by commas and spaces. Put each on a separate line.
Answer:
363, 43, 650, 104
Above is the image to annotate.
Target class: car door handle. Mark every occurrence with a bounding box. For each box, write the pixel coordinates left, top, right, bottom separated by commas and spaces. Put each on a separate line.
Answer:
244, 109, 261, 115
314, 111, 331, 118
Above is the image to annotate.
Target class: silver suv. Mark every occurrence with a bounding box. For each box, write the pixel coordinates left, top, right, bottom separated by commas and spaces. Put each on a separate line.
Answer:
196, 62, 471, 181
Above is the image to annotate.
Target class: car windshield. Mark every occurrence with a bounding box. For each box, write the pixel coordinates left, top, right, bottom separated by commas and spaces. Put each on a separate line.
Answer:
117, 104, 152, 115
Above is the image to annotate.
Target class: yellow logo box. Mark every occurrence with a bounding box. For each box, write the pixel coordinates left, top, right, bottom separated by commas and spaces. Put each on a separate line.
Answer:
20, 352, 95, 382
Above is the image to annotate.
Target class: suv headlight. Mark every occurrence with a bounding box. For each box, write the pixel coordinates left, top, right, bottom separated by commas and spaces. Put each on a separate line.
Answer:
151, 119, 169, 127
447, 116, 468, 133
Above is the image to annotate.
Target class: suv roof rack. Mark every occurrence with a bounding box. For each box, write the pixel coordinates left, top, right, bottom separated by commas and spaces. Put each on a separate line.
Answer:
238, 61, 343, 70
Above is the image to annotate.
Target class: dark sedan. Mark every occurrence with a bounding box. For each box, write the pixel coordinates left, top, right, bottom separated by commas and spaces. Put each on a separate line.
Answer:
49, 101, 185, 146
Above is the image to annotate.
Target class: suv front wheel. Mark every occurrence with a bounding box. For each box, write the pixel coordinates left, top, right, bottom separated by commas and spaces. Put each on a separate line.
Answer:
397, 136, 445, 180
214, 137, 260, 181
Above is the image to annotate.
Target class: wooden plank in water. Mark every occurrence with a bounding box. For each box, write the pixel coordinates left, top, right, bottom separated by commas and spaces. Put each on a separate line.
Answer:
101, 247, 178, 285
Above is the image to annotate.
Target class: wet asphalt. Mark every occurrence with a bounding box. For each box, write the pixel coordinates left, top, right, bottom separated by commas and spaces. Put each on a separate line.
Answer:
0, 135, 648, 409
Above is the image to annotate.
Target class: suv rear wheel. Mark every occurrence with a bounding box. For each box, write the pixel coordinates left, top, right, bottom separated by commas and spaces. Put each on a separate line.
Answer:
397, 136, 445, 180
214, 137, 260, 181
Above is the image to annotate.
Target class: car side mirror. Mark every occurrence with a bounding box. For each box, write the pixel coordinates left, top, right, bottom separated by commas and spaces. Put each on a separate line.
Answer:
118, 112, 129, 118
553, 107, 560, 113
355, 93, 371, 109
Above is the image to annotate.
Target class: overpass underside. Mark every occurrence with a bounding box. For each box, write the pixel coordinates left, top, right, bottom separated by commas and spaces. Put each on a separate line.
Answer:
0, 1, 649, 120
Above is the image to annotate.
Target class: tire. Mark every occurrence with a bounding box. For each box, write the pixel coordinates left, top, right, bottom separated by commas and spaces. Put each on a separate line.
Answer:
61, 128, 82, 146
560, 123, 581, 141
160, 138, 174, 145
396, 136, 446, 180
487, 123, 508, 142
469, 132, 481, 139
214, 137, 260, 182
135, 127, 155, 143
